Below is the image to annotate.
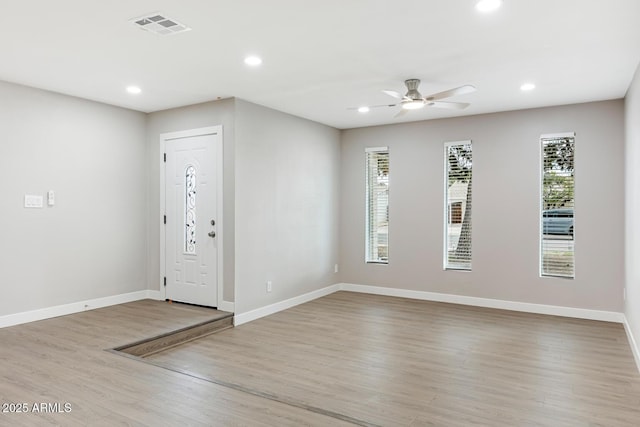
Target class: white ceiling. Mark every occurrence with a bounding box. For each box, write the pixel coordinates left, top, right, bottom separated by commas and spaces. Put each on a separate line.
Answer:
1, 0, 639, 130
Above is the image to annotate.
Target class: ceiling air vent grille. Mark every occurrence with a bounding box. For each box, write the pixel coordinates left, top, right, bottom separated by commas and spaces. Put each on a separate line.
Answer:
131, 13, 191, 36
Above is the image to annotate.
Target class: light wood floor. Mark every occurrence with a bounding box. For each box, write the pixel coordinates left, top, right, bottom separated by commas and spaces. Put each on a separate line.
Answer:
1, 293, 639, 426
0, 300, 353, 426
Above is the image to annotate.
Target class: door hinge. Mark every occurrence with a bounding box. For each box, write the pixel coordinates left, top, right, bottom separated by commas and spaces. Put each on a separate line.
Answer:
164, 215, 166, 224
163, 153, 166, 162
163, 277, 167, 287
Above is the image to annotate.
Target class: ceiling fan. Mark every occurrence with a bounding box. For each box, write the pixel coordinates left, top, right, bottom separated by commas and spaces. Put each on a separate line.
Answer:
352, 79, 476, 117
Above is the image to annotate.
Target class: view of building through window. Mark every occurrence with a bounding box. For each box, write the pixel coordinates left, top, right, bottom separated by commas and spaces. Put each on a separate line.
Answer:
445, 141, 472, 270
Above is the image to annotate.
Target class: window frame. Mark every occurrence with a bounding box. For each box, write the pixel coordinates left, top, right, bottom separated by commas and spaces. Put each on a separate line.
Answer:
443, 140, 473, 271
539, 132, 576, 279
365, 147, 390, 264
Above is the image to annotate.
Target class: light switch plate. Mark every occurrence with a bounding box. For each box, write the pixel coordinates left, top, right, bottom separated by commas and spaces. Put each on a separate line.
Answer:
25, 194, 44, 208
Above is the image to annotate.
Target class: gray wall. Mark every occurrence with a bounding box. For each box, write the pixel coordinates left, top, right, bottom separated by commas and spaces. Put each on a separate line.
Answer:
0, 78, 630, 326
340, 100, 625, 312
0, 87, 340, 317
234, 99, 341, 314
625, 63, 640, 348
0, 81, 147, 316
145, 99, 236, 302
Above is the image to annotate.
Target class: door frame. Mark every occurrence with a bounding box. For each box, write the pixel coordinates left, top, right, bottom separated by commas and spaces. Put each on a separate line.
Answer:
159, 126, 224, 308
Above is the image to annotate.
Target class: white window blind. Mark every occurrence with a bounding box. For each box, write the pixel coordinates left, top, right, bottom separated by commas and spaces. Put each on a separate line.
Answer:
444, 141, 472, 270
541, 133, 575, 278
366, 148, 389, 263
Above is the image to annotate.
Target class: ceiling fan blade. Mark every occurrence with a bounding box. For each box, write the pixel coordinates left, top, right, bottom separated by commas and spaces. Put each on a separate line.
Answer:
394, 108, 410, 118
428, 101, 470, 110
371, 103, 398, 108
425, 85, 476, 101
382, 90, 404, 100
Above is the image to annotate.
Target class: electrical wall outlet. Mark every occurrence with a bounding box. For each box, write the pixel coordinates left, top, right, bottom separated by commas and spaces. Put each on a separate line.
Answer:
266, 281, 272, 293
334, 264, 339, 273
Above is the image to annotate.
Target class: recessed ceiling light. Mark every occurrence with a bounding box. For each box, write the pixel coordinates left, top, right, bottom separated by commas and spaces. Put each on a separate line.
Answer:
126, 86, 142, 95
520, 83, 536, 91
244, 56, 262, 66
357, 106, 370, 113
475, 0, 502, 13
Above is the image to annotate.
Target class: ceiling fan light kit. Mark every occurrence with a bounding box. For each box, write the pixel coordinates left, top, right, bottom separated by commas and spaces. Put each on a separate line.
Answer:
401, 100, 425, 110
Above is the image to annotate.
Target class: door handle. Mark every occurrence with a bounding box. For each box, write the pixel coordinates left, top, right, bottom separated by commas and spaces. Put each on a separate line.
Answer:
208, 231, 216, 238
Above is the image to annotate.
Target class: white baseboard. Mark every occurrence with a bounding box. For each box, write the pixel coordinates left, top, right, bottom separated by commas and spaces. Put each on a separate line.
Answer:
0, 290, 159, 328
234, 282, 625, 327
218, 301, 235, 313
234, 284, 341, 326
623, 316, 640, 373
146, 290, 164, 301
338, 283, 625, 323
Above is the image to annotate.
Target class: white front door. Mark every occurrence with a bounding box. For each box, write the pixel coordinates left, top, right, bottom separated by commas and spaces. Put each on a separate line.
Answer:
162, 127, 222, 307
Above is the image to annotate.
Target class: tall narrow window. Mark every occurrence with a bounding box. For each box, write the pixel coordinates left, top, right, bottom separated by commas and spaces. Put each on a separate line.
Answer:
541, 133, 575, 278
185, 165, 197, 254
366, 147, 389, 263
444, 141, 472, 270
